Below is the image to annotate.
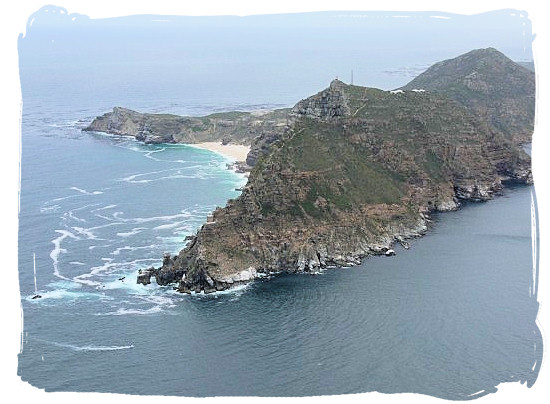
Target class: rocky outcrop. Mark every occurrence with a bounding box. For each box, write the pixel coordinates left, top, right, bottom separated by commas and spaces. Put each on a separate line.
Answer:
290, 79, 351, 120
84, 107, 290, 163
84, 107, 178, 144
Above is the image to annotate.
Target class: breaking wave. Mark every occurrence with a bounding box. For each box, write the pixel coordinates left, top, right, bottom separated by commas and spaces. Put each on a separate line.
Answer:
38, 339, 134, 351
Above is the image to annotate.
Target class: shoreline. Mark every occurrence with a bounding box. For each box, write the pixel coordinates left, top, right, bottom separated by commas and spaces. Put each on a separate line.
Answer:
159, 180, 534, 295
190, 142, 250, 163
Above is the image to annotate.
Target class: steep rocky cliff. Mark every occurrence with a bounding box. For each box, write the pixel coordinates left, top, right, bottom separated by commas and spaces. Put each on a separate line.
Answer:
142, 78, 531, 294
401, 48, 536, 144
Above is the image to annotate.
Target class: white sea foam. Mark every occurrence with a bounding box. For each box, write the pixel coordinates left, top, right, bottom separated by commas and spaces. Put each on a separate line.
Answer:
143, 148, 166, 161
96, 131, 136, 141
99, 306, 165, 316
66, 343, 135, 351
120, 168, 203, 184
49, 195, 77, 203
72, 226, 101, 240
116, 227, 147, 237
47, 279, 83, 289
101, 277, 146, 293
113, 211, 191, 224
69, 256, 159, 292
153, 221, 187, 231
50, 230, 80, 279
26, 288, 109, 301
61, 203, 104, 224
111, 244, 157, 256
134, 294, 178, 307
41, 339, 134, 351
70, 186, 104, 195
124, 257, 159, 266
112, 212, 126, 220
90, 205, 120, 222
64, 210, 87, 223
71, 275, 102, 287
95, 213, 117, 222
46, 119, 82, 128
173, 225, 194, 233
91, 204, 118, 213
190, 282, 251, 298
40, 204, 60, 213
88, 258, 116, 275
84, 222, 123, 232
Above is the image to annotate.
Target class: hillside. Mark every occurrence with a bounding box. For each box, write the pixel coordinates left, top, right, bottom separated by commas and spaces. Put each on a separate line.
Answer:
401, 48, 535, 144
139, 79, 531, 293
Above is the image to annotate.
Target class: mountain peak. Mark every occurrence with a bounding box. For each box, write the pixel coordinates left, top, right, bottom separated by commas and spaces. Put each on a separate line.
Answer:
401, 47, 535, 142
290, 79, 350, 120
329, 78, 346, 89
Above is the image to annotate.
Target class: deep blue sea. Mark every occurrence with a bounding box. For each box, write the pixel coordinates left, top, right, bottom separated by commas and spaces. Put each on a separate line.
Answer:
16, 7, 541, 400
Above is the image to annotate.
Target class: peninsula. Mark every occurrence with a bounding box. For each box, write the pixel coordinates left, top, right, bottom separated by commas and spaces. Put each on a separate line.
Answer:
84, 48, 535, 294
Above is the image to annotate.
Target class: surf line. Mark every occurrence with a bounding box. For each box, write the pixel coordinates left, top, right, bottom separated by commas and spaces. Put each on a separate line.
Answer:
32, 336, 134, 351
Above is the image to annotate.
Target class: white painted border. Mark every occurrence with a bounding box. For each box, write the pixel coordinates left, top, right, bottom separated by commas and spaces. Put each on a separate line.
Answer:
2, 1, 548, 404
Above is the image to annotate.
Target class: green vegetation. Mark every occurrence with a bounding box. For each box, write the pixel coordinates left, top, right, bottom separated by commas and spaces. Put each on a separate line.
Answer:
257, 116, 409, 219
401, 47, 535, 143
205, 111, 251, 120
423, 149, 446, 182
260, 202, 275, 216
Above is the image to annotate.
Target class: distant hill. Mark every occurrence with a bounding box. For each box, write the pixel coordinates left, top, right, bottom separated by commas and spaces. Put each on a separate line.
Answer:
84, 106, 289, 148
401, 48, 535, 144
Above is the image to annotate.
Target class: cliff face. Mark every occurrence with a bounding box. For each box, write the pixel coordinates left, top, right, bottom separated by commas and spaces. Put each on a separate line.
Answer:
144, 78, 531, 294
84, 107, 290, 163
400, 48, 536, 144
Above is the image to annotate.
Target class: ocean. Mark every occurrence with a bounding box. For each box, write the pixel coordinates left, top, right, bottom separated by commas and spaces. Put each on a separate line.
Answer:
16, 7, 541, 400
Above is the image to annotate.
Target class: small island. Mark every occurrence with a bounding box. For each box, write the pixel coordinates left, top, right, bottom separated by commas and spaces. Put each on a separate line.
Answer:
84, 47, 535, 294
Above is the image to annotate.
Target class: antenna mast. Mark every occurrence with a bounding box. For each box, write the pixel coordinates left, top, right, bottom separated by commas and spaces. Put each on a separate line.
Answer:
33, 253, 38, 294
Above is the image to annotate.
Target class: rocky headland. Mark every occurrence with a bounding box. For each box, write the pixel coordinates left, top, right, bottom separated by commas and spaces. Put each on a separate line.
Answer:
84, 106, 290, 170
84, 48, 535, 294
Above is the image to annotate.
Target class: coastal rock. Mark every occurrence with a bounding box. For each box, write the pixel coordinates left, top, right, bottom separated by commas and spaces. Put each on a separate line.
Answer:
218, 267, 258, 284
434, 199, 460, 212
137, 268, 156, 285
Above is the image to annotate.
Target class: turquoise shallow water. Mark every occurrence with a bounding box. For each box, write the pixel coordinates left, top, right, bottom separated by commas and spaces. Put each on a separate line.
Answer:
17, 8, 541, 399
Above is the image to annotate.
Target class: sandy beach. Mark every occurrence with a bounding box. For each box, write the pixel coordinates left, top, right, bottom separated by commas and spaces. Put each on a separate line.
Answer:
192, 142, 250, 162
